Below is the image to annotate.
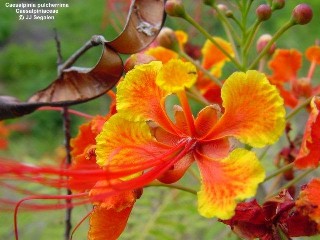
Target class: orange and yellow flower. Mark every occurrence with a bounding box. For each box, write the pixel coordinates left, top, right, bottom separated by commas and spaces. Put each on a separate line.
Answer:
95, 59, 285, 220
294, 96, 320, 169
296, 178, 320, 230
296, 178, 320, 231
69, 92, 138, 240
268, 47, 320, 108
197, 37, 234, 104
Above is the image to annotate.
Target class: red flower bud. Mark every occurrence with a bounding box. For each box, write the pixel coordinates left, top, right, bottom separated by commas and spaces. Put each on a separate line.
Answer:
124, 54, 155, 72
165, 0, 186, 18
157, 27, 179, 51
256, 4, 272, 21
292, 4, 313, 25
256, 34, 276, 55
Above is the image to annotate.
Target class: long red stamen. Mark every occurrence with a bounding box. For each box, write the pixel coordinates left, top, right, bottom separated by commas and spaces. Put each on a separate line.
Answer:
2, 139, 196, 239
103, 140, 196, 193
70, 210, 93, 240
38, 106, 93, 119
13, 193, 87, 240
307, 59, 317, 81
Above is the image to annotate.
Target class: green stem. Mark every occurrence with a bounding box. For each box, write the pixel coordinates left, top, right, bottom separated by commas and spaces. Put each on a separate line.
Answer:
221, 21, 240, 61
187, 87, 210, 106
266, 168, 315, 199
286, 96, 313, 120
178, 50, 223, 87
258, 145, 271, 160
212, 5, 241, 60
147, 182, 197, 195
182, 13, 243, 70
230, 15, 244, 32
264, 163, 294, 182
249, 20, 296, 69
243, 20, 262, 59
244, 0, 254, 18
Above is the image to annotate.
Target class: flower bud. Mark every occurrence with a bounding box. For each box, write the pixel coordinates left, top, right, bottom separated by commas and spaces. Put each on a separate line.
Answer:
124, 53, 155, 72
272, 0, 285, 10
217, 4, 228, 13
256, 4, 272, 21
256, 34, 276, 55
292, 4, 313, 25
156, 27, 180, 51
165, 0, 186, 18
217, 4, 233, 18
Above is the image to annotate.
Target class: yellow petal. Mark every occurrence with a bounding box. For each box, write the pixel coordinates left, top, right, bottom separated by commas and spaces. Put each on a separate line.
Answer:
196, 148, 265, 220
96, 114, 170, 172
117, 61, 176, 133
156, 59, 197, 93
205, 70, 286, 148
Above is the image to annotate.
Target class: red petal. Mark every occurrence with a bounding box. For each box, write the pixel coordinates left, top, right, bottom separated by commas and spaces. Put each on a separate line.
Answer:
269, 49, 302, 82
295, 97, 320, 169
157, 153, 194, 184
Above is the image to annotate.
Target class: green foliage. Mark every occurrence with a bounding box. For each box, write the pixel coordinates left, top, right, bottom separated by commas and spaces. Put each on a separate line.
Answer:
0, 4, 16, 44
120, 188, 237, 240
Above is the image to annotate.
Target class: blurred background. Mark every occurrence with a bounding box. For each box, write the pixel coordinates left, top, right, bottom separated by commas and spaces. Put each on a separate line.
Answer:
0, 0, 320, 239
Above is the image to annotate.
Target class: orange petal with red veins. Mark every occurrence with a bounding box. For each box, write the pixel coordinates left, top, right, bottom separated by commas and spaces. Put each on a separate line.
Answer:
295, 97, 320, 169
88, 180, 138, 240
195, 105, 220, 137
173, 105, 191, 136
149, 123, 181, 147
96, 114, 171, 175
69, 116, 108, 191
296, 178, 320, 227
146, 46, 178, 63
71, 115, 106, 157
204, 70, 285, 148
269, 49, 302, 82
88, 205, 133, 240
201, 37, 234, 70
117, 61, 176, 133
195, 149, 265, 219
197, 138, 230, 160
306, 46, 320, 64
157, 153, 194, 184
